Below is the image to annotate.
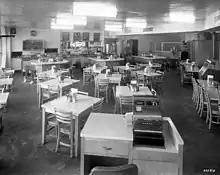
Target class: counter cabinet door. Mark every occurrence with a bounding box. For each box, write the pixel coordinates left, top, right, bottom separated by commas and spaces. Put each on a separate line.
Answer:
133, 159, 179, 175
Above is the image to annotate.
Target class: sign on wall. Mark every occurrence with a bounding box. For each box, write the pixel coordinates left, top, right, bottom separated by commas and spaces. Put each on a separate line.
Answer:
94, 33, 100, 42
73, 32, 82, 41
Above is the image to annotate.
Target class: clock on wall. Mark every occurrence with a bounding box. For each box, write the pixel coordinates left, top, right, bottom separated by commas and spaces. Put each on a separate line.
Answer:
30, 30, 37, 37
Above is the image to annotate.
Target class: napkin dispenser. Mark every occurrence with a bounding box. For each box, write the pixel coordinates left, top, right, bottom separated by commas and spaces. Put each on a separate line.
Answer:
149, 61, 152, 67
144, 66, 148, 73
126, 63, 130, 69
130, 80, 139, 92
207, 75, 214, 85
105, 69, 111, 77
69, 88, 78, 102
93, 64, 97, 70
51, 65, 57, 73
125, 112, 133, 126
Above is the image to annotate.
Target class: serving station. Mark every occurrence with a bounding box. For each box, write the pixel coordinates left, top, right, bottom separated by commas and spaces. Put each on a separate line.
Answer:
88, 57, 124, 67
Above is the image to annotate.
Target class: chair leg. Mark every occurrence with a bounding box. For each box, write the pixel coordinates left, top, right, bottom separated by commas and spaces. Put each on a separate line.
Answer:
208, 115, 212, 130
55, 125, 60, 153
199, 104, 203, 118
70, 135, 74, 158
206, 108, 209, 123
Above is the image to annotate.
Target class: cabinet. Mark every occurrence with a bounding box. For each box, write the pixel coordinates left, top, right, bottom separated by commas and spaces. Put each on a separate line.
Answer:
11, 58, 22, 70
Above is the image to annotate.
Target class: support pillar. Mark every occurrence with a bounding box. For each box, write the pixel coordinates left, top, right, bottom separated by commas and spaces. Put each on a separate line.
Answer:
212, 32, 216, 60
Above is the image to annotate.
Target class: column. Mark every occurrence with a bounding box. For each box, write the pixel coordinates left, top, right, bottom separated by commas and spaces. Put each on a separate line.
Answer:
1, 27, 7, 68
212, 32, 216, 59
6, 27, 12, 68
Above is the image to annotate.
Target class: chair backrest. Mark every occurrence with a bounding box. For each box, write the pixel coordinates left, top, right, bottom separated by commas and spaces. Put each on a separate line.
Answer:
120, 96, 133, 106
77, 91, 89, 96
203, 90, 211, 109
93, 98, 104, 113
0, 74, 10, 79
151, 88, 157, 96
0, 86, 5, 93
97, 79, 109, 87
54, 108, 73, 124
112, 86, 117, 101
89, 164, 138, 175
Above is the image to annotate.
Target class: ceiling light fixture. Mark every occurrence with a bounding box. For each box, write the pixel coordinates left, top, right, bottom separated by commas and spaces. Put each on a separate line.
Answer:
73, 2, 117, 17
104, 21, 123, 32
126, 18, 147, 28
169, 12, 195, 23
55, 13, 87, 26
51, 25, 74, 30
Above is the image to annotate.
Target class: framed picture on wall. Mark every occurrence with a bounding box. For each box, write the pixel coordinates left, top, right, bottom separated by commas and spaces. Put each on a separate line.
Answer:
62, 32, 70, 41
94, 33, 100, 42
74, 32, 82, 41
83, 32, 89, 41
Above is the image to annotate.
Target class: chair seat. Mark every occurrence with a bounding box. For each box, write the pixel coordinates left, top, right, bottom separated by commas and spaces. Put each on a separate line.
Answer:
60, 123, 75, 135
43, 91, 58, 98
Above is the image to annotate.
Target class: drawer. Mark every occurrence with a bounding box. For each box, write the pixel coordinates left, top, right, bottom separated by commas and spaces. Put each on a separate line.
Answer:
84, 138, 130, 157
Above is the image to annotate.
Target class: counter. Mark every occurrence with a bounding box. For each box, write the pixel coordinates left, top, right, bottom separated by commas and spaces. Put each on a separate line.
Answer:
132, 56, 178, 68
80, 113, 184, 175
88, 57, 124, 67
31, 60, 70, 73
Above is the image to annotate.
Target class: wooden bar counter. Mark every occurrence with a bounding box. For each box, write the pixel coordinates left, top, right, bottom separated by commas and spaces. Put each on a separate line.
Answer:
31, 60, 70, 73
88, 57, 124, 67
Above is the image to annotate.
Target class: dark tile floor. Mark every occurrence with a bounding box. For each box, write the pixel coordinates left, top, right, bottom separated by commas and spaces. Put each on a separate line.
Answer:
0, 69, 220, 175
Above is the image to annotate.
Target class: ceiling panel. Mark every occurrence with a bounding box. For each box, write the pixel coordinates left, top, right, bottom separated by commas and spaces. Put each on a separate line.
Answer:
0, 0, 219, 30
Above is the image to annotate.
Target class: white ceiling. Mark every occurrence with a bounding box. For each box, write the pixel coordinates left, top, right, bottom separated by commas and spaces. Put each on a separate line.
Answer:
0, 0, 219, 30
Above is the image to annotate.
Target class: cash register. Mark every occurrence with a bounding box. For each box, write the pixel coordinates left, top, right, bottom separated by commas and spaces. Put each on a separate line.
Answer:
132, 94, 164, 148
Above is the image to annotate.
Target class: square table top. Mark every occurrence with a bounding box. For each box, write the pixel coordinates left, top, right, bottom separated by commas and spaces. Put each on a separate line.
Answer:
197, 79, 219, 100
116, 86, 152, 97
84, 66, 107, 74
116, 66, 139, 71
39, 78, 80, 89
37, 70, 69, 78
41, 94, 101, 116
0, 78, 13, 86
0, 92, 9, 104
80, 113, 133, 141
184, 65, 200, 73
96, 73, 122, 83
136, 70, 161, 77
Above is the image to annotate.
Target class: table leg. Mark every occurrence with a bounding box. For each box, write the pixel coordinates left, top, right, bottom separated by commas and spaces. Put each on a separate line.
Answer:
80, 137, 85, 175
41, 108, 46, 144
75, 115, 79, 158
37, 76, 39, 94
39, 87, 42, 108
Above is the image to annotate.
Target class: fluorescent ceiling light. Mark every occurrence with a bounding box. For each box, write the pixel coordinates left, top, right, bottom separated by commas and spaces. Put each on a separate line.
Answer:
104, 21, 123, 32
51, 23, 74, 30
126, 18, 147, 28
54, 13, 87, 26
169, 12, 195, 23
73, 2, 117, 17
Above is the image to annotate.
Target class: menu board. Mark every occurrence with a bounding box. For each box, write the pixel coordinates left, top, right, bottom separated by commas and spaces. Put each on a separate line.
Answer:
83, 32, 89, 41
23, 40, 44, 51
62, 32, 70, 41
73, 32, 82, 41
94, 33, 100, 42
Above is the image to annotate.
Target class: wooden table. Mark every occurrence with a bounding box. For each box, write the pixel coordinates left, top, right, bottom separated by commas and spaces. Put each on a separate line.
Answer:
197, 79, 219, 100
84, 66, 107, 74
96, 74, 122, 84
137, 63, 161, 69
31, 60, 70, 73
80, 113, 184, 175
80, 113, 133, 175
136, 71, 161, 77
36, 69, 69, 79
41, 95, 101, 157
0, 78, 14, 92
116, 66, 139, 71
38, 78, 80, 108
0, 92, 9, 112
116, 86, 152, 98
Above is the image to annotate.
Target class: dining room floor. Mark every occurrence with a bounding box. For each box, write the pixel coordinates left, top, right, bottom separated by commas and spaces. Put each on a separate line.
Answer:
0, 69, 220, 175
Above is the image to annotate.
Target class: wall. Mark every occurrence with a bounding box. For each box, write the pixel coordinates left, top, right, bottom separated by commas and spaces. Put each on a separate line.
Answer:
123, 33, 185, 54
11, 27, 105, 53
12, 28, 61, 53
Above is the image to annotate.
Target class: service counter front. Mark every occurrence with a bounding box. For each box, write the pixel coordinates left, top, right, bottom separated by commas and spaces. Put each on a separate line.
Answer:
132, 56, 178, 68
88, 57, 124, 67
31, 60, 70, 73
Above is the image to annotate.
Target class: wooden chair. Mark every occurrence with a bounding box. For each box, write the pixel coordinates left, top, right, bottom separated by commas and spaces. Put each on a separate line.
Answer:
0, 85, 5, 93
119, 96, 133, 114
92, 98, 104, 113
37, 74, 50, 94
112, 86, 117, 113
96, 79, 109, 103
137, 73, 146, 86
54, 109, 76, 158
0, 74, 10, 79
204, 90, 220, 129
112, 66, 119, 73
83, 68, 94, 85
89, 164, 138, 175
41, 85, 60, 105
